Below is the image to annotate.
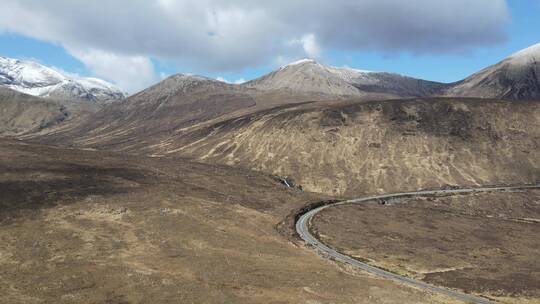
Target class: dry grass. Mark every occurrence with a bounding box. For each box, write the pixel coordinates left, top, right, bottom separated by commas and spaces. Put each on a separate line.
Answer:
311, 190, 540, 302
159, 98, 539, 196
0, 139, 453, 304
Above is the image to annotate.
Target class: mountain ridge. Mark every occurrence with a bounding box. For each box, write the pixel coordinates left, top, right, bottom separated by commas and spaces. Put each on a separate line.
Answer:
0, 56, 126, 103
445, 43, 540, 100
243, 58, 448, 98
14, 43, 540, 148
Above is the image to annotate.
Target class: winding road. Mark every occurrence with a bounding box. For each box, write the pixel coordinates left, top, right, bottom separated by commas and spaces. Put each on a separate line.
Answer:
296, 184, 540, 304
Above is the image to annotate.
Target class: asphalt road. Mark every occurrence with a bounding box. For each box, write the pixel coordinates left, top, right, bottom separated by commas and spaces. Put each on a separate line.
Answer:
296, 184, 540, 304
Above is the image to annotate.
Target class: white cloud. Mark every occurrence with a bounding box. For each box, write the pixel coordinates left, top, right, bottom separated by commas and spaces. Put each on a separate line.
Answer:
68, 48, 158, 93
301, 34, 322, 59
289, 34, 322, 59
0, 0, 510, 91
216, 76, 246, 84
159, 72, 170, 80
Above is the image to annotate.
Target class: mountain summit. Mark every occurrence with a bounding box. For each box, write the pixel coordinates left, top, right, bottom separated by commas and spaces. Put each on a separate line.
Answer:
244, 59, 447, 98
446, 43, 540, 100
0, 56, 126, 103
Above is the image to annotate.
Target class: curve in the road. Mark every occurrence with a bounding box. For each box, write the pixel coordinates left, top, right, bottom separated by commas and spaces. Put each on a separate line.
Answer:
296, 184, 540, 304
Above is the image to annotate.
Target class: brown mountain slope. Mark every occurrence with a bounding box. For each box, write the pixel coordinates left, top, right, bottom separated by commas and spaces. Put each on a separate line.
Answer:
0, 87, 98, 136
163, 98, 540, 196
35, 97, 540, 196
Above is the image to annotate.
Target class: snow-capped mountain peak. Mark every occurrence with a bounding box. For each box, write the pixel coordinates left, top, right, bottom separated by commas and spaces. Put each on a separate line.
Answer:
246, 58, 446, 97
446, 43, 540, 100
508, 43, 540, 65
0, 57, 65, 85
0, 56, 126, 103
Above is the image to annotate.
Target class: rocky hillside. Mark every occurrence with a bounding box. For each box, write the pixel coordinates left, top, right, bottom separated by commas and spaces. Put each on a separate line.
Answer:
0, 87, 98, 136
0, 56, 126, 103
163, 98, 540, 196
446, 43, 540, 100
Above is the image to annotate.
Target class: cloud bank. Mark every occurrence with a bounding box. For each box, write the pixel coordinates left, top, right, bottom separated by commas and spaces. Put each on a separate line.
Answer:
0, 0, 509, 92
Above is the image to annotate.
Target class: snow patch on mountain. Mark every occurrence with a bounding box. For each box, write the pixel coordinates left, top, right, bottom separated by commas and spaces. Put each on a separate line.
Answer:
326, 66, 377, 83
0, 56, 126, 103
279, 58, 378, 83
280, 58, 318, 69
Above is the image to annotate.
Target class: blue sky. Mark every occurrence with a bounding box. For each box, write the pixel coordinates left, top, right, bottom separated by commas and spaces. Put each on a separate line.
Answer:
0, 0, 538, 92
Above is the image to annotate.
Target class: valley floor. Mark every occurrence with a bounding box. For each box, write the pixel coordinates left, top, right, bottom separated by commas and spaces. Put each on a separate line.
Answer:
0, 139, 456, 304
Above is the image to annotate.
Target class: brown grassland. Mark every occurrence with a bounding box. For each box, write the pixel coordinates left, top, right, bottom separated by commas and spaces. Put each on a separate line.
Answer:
311, 190, 540, 303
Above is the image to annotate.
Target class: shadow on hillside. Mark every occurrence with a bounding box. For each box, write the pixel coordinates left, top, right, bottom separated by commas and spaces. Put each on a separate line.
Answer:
0, 163, 150, 222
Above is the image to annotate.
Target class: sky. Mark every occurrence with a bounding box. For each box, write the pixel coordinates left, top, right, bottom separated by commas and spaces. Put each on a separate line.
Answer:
0, 0, 539, 93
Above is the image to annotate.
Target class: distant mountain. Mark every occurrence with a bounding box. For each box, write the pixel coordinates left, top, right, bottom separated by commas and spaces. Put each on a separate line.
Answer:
244, 59, 448, 98
30, 73, 257, 148
446, 43, 540, 100
0, 56, 126, 103
115, 73, 255, 124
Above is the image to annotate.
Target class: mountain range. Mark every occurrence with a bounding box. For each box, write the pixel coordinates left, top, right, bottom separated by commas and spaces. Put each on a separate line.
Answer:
244, 43, 540, 100
2, 43, 540, 107
16, 43, 538, 197
20, 43, 539, 143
